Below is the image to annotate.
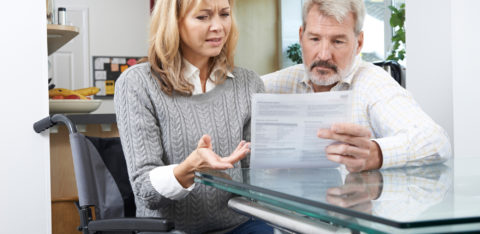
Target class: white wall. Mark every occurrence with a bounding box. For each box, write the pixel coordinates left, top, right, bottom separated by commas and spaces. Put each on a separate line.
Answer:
406, 0, 454, 148
0, 1, 51, 233
451, 0, 480, 157
407, 0, 480, 158
55, 0, 149, 57
87, 0, 150, 57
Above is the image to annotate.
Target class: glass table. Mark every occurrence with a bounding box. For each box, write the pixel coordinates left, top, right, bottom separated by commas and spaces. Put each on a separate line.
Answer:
194, 158, 480, 233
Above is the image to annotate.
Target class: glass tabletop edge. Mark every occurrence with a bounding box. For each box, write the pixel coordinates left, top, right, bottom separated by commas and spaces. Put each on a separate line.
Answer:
194, 171, 480, 229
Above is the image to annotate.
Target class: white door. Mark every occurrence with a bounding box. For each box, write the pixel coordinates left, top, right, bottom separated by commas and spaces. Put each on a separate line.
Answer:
50, 7, 90, 90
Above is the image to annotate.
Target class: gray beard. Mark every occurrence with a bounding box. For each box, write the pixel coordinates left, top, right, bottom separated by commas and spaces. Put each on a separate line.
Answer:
307, 69, 342, 86
305, 53, 357, 87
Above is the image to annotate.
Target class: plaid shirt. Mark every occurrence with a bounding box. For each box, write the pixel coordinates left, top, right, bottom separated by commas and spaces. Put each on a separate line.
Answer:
261, 57, 452, 168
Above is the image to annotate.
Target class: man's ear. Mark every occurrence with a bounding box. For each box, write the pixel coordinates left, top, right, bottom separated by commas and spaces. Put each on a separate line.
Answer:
356, 31, 364, 55
299, 26, 304, 45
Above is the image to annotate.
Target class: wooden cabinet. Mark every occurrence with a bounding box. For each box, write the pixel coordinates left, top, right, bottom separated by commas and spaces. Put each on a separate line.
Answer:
47, 24, 79, 55
50, 123, 119, 234
47, 24, 81, 234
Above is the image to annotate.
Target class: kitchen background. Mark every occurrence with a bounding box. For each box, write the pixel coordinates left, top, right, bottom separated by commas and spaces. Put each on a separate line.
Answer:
1, 0, 479, 233
50, 0, 279, 114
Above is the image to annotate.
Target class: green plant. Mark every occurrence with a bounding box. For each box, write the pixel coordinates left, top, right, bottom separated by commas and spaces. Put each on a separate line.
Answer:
286, 43, 303, 64
387, 3, 406, 61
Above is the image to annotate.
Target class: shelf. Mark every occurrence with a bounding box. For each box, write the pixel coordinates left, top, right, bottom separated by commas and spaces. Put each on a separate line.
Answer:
47, 24, 79, 55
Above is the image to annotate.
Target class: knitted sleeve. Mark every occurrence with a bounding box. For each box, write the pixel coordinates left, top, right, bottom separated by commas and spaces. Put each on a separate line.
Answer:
114, 67, 174, 210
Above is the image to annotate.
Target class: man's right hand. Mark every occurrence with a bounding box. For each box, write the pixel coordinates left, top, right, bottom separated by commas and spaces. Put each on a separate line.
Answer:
318, 123, 383, 172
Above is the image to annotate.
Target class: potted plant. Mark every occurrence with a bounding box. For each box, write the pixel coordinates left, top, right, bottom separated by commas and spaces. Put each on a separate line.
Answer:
387, 3, 405, 62
286, 43, 303, 64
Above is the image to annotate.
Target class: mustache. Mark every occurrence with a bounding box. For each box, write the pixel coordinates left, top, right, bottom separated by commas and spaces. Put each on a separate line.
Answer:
310, 60, 338, 73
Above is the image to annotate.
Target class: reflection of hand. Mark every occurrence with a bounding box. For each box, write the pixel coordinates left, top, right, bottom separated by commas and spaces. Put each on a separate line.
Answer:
317, 123, 383, 172
174, 135, 250, 188
326, 171, 383, 214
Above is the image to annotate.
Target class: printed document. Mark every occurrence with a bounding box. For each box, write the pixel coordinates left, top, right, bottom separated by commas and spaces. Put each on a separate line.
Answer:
250, 91, 351, 168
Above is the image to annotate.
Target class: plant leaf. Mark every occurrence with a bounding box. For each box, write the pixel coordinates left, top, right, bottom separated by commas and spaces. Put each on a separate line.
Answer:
388, 6, 399, 15
390, 14, 402, 27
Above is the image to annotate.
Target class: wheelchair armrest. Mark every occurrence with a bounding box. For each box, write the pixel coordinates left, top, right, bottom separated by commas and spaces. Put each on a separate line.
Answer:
88, 217, 174, 233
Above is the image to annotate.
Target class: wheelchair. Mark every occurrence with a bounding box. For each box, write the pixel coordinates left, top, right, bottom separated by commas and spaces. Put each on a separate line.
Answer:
34, 114, 176, 234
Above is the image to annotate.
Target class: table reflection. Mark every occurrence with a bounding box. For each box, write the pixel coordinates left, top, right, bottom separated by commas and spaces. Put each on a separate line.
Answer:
201, 163, 452, 222
326, 170, 382, 214
370, 165, 451, 221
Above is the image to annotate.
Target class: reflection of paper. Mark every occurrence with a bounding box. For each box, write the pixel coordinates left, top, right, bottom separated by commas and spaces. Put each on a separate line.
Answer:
95, 71, 107, 80
250, 91, 351, 168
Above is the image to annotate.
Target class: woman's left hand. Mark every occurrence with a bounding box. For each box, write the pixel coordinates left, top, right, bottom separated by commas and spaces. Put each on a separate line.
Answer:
194, 135, 250, 169
174, 135, 250, 188
221, 139, 251, 165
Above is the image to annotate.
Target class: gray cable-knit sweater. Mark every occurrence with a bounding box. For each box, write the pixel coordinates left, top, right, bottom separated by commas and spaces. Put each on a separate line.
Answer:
114, 62, 264, 233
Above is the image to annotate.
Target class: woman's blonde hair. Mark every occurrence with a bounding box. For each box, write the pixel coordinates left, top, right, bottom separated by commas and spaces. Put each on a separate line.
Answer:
148, 0, 238, 96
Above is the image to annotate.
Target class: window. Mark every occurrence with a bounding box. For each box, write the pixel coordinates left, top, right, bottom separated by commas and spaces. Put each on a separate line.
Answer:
363, 0, 387, 62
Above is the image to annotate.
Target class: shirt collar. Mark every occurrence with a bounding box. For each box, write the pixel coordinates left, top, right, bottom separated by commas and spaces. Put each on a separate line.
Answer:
183, 58, 199, 79
301, 55, 362, 88
183, 59, 235, 82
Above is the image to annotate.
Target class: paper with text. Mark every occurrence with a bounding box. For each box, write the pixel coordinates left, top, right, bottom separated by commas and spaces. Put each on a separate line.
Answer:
250, 91, 352, 168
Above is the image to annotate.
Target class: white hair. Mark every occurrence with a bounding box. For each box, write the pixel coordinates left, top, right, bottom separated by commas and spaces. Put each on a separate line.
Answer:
302, 0, 365, 35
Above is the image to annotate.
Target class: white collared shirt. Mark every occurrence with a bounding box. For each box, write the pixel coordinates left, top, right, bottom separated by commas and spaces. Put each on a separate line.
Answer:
149, 60, 234, 200
262, 56, 452, 168
183, 59, 216, 94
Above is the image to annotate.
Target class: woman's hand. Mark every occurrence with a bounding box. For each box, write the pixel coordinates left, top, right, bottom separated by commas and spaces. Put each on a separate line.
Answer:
174, 135, 250, 188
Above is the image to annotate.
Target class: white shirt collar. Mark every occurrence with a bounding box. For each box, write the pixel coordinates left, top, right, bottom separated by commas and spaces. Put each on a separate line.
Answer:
183, 59, 234, 95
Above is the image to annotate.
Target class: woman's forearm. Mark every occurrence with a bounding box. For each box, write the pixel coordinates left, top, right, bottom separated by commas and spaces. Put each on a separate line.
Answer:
173, 151, 198, 188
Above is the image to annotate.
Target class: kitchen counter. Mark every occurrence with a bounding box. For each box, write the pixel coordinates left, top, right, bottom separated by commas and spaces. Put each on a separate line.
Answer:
65, 113, 116, 124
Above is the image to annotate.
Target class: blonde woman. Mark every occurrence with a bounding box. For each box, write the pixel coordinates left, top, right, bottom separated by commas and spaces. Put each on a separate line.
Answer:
114, 0, 270, 233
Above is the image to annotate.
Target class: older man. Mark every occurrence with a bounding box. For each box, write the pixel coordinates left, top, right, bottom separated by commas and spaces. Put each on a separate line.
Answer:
262, 0, 451, 172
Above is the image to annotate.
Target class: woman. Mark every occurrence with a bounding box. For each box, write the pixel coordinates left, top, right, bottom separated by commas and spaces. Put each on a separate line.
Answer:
114, 0, 269, 233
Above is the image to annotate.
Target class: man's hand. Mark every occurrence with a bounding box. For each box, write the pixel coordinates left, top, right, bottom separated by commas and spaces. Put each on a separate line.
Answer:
317, 123, 383, 172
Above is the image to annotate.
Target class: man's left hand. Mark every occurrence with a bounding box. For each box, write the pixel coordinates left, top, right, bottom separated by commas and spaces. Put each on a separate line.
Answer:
317, 123, 382, 172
